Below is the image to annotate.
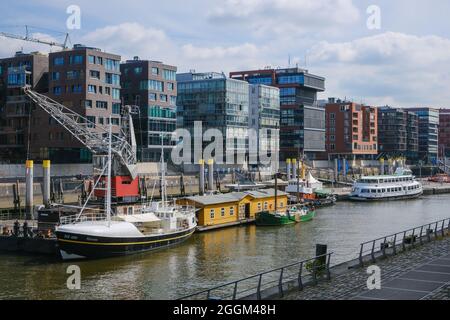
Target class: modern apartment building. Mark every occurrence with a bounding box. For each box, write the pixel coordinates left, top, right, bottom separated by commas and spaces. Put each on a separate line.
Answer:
0, 51, 48, 163
439, 109, 450, 157
29, 44, 122, 163
249, 84, 280, 173
324, 99, 378, 159
121, 57, 177, 162
176, 72, 249, 168
377, 106, 418, 160
230, 67, 326, 161
405, 108, 439, 164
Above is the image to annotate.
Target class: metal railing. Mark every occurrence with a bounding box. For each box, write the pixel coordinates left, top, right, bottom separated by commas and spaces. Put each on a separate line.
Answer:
179, 252, 333, 300
358, 218, 450, 267
59, 213, 108, 225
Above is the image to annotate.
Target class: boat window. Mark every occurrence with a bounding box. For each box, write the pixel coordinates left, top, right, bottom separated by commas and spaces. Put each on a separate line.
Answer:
257, 202, 262, 211
230, 207, 235, 216
221, 208, 225, 217
382, 189, 386, 192
210, 209, 215, 219
264, 202, 268, 210
371, 189, 376, 193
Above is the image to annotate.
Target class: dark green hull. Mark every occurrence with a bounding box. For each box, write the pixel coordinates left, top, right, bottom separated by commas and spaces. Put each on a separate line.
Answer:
256, 212, 296, 226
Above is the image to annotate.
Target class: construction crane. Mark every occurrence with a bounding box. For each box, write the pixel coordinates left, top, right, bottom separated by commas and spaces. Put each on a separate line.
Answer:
0, 25, 70, 49
23, 87, 140, 200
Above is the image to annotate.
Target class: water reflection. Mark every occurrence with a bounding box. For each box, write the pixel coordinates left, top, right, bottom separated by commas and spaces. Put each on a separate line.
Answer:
0, 195, 449, 299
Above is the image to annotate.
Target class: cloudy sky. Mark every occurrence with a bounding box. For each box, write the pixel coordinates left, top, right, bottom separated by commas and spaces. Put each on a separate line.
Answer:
1, 0, 450, 108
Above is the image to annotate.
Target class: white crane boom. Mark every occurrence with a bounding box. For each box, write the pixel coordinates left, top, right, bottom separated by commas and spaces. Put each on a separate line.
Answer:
23, 87, 138, 179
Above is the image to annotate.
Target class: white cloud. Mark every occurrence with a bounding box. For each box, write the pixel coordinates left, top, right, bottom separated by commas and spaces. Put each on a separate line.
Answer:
309, 32, 450, 107
209, 0, 360, 37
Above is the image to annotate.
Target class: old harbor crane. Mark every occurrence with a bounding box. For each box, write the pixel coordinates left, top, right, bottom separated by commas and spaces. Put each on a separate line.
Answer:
23, 87, 141, 201
0, 25, 70, 49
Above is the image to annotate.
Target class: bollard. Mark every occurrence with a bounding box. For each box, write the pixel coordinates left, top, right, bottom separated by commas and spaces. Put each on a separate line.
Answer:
42, 160, 51, 208
25, 160, 34, 219
199, 160, 205, 195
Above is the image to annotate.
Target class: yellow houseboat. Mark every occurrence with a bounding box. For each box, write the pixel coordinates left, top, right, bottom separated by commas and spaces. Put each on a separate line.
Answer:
177, 189, 288, 231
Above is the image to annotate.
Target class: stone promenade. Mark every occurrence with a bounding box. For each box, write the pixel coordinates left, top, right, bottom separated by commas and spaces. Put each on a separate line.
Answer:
281, 236, 450, 300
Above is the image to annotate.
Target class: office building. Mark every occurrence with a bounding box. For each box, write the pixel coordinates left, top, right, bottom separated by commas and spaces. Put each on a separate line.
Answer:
230, 67, 325, 161
0, 51, 49, 163
121, 57, 177, 162
405, 108, 439, 164
177, 72, 249, 168
249, 84, 280, 173
377, 106, 418, 160
325, 99, 378, 159
29, 44, 122, 163
439, 109, 450, 157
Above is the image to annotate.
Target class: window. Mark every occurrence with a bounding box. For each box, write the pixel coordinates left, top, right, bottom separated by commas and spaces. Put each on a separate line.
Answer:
170, 96, 177, 105
70, 55, 83, 64
87, 116, 96, 128
90, 70, 100, 79
257, 203, 262, 212
51, 72, 60, 81
263, 202, 268, 210
88, 85, 97, 94
230, 207, 234, 216
53, 86, 62, 95
85, 100, 92, 108
152, 67, 159, 75
167, 83, 174, 91
112, 103, 121, 115
53, 57, 64, 65
71, 84, 82, 93
111, 118, 120, 126
210, 209, 215, 219
134, 67, 143, 75
163, 69, 176, 81
160, 94, 167, 102
112, 88, 120, 100
66, 70, 80, 80
105, 73, 120, 86
149, 93, 157, 101
140, 80, 163, 91
96, 101, 108, 109
88, 55, 96, 64
221, 208, 225, 217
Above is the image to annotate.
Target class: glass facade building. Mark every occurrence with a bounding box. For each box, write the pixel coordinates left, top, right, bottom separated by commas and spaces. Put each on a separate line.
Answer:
230, 67, 326, 161
249, 84, 280, 173
406, 108, 439, 164
377, 106, 419, 160
177, 72, 249, 165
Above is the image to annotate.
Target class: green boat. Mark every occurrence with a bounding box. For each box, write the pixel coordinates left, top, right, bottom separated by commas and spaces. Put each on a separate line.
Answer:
288, 205, 316, 222
255, 211, 297, 226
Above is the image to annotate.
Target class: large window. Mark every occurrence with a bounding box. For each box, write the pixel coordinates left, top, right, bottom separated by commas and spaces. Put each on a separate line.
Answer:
278, 74, 304, 85
248, 77, 272, 85
53, 86, 62, 95
105, 73, 120, 86
140, 80, 164, 91
112, 103, 121, 115
163, 69, 176, 81
88, 85, 97, 94
96, 101, 108, 109
70, 55, 83, 64
105, 59, 120, 72
53, 57, 64, 66
112, 88, 120, 100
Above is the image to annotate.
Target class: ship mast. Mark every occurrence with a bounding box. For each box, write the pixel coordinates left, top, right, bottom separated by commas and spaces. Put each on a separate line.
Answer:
160, 134, 166, 210
106, 119, 112, 227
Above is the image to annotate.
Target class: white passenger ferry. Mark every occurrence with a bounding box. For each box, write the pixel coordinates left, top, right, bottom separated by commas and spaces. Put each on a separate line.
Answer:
349, 168, 423, 201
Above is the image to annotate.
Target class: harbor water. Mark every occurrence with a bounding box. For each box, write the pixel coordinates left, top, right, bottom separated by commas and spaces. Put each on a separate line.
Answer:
0, 194, 449, 300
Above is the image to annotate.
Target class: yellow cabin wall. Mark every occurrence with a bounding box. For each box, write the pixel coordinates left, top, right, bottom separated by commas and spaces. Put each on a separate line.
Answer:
177, 194, 288, 227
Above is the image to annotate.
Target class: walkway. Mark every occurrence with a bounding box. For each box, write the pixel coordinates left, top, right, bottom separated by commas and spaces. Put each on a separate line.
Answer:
281, 236, 450, 300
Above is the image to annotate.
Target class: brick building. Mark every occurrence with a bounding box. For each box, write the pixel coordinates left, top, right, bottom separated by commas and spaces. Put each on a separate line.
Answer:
0, 51, 48, 163
324, 99, 378, 160
439, 109, 450, 157
29, 44, 122, 163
